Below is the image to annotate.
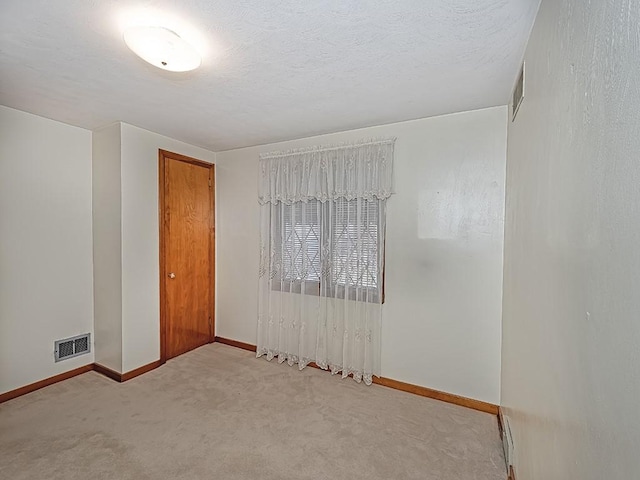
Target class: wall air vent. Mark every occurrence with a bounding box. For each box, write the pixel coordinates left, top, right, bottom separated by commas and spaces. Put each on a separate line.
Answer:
54, 333, 91, 362
502, 414, 515, 469
512, 62, 525, 122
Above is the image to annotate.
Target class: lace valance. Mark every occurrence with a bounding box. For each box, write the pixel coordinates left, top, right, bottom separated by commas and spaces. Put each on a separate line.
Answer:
258, 138, 395, 205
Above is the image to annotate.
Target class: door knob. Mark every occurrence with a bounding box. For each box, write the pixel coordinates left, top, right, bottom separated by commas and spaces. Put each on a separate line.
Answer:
168, 272, 176, 279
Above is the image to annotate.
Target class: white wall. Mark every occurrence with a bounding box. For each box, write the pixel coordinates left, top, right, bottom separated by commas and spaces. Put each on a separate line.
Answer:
501, 0, 640, 478
0, 105, 94, 394
119, 123, 215, 372
217, 106, 507, 404
92, 123, 122, 372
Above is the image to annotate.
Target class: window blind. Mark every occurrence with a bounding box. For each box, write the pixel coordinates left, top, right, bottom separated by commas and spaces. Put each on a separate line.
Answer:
276, 199, 380, 291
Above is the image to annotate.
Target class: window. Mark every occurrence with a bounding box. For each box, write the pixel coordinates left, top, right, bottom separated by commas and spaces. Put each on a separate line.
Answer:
280, 201, 321, 283
273, 198, 383, 302
257, 139, 394, 379
331, 198, 379, 290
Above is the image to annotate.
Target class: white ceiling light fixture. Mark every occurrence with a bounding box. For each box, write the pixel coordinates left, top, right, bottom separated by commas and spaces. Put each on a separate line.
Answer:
123, 25, 201, 72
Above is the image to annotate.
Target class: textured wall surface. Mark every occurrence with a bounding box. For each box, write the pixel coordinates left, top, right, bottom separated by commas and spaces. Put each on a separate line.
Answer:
120, 123, 216, 373
92, 123, 123, 372
217, 106, 507, 404
91, 122, 216, 374
0, 0, 538, 150
502, 0, 640, 478
0, 105, 94, 394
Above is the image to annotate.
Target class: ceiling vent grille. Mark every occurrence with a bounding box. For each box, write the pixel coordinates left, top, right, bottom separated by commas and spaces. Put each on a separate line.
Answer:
54, 333, 91, 362
512, 62, 525, 121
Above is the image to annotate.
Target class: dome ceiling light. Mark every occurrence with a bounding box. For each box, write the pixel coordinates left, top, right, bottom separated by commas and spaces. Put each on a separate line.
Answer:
123, 25, 201, 72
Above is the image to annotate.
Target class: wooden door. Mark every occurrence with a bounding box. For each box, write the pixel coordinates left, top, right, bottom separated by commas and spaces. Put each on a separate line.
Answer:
159, 150, 215, 361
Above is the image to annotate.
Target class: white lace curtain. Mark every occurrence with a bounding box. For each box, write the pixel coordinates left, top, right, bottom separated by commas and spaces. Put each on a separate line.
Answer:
257, 139, 395, 384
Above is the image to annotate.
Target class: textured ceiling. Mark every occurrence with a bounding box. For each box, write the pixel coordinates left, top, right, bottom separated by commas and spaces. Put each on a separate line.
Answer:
0, 0, 540, 151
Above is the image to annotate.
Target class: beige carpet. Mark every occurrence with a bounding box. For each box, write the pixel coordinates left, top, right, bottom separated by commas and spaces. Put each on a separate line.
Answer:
0, 343, 505, 479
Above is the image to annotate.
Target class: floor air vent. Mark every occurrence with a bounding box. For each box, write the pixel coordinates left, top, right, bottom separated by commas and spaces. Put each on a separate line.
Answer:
54, 333, 91, 362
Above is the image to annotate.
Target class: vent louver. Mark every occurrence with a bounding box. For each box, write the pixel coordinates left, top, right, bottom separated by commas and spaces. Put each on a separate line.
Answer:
502, 414, 514, 469
512, 62, 525, 121
54, 333, 91, 362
